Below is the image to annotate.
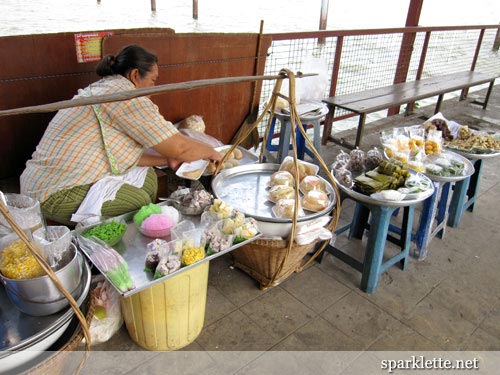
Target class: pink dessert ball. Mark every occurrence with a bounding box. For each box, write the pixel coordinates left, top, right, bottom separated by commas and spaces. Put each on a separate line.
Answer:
140, 214, 175, 237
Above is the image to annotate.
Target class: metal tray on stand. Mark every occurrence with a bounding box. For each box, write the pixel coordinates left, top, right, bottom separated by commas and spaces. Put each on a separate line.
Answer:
75, 205, 261, 298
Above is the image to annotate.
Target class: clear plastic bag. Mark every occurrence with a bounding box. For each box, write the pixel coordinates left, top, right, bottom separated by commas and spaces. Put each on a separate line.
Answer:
77, 235, 134, 293
0, 193, 42, 233
32, 226, 71, 270
87, 276, 123, 345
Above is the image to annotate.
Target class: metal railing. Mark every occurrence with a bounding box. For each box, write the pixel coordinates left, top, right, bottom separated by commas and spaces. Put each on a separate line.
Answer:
259, 25, 500, 138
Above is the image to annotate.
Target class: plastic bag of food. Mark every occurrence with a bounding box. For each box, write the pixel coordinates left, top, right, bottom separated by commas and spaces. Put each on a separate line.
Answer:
86, 276, 123, 345
364, 147, 383, 171
176, 114, 206, 133
272, 198, 305, 219
425, 129, 443, 155
347, 147, 366, 172
203, 220, 234, 255
179, 230, 206, 267
77, 235, 134, 293
32, 226, 71, 270
152, 240, 182, 279
0, 193, 42, 233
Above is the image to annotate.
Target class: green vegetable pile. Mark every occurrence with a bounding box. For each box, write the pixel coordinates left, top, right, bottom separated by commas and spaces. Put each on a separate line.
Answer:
82, 221, 127, 246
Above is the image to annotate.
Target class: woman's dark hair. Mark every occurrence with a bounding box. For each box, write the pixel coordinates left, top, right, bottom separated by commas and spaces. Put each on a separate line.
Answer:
95, 44, 158, 78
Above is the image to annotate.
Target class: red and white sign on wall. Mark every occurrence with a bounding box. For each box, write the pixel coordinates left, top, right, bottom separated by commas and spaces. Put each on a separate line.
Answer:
74, 31, 115, 63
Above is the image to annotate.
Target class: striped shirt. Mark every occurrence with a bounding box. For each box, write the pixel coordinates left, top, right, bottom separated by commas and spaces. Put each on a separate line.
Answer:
20, 75, 178, 203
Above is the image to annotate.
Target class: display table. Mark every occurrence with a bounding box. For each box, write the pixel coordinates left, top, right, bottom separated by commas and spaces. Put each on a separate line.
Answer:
325, 174, 434, 294
264, 102, 328, 163
389, 150, 474, 260
445, 148, 500, 227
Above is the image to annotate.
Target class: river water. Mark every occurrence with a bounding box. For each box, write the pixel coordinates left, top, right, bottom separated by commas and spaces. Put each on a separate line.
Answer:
1, 0, 499, 36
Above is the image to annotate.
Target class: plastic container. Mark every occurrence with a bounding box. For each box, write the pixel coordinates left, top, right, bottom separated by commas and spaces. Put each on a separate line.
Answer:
120, 261, 209, 351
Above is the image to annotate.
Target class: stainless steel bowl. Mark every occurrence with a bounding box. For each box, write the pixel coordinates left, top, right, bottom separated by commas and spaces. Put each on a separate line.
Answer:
0, 242, 83, 316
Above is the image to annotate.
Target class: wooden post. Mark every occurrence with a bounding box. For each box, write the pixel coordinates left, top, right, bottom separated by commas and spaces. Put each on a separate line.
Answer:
318, 0, 329, 44
493, 25, 500, 51
151, 0, 156, 12
193, 0, 198, 20
388, 0, 423, 116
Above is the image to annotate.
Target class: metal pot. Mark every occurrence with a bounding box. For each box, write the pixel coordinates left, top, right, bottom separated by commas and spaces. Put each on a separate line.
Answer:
0, 242, 83, 316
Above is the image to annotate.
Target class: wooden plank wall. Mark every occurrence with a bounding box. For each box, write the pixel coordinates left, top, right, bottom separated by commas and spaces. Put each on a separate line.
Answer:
0, 29, 271, 178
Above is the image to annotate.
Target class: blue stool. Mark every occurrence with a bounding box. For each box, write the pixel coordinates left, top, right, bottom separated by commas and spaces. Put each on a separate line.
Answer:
388, 181, 450, 260
264, 103, 329, 163
448, 158, 483, 227
322, 197, 416, 294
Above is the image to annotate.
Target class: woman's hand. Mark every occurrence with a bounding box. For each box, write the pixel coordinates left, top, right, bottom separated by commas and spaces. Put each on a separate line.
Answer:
152, 133, 223, 165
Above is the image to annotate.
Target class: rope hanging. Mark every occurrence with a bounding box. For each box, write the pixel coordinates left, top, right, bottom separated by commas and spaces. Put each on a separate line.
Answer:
215, 68, 342, 288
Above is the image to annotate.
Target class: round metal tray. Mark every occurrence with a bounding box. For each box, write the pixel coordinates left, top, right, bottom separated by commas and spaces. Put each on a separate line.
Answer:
332, 170, 434, 207
423, 150, 475, 182
211, 163, 336, 223
0, 254, 91, 356
444, 146, 500, 160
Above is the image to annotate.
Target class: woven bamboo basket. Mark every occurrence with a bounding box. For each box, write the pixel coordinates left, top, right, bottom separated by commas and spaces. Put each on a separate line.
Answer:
25, 291, 96, 375
231, 213, 338, 289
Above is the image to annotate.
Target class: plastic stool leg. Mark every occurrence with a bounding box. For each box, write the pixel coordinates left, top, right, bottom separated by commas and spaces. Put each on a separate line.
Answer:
350, 203, 370, 239
360, 205, 394, 294
277, 119, 293, 163
412, 181, 439, 259
447, 176, 471, 228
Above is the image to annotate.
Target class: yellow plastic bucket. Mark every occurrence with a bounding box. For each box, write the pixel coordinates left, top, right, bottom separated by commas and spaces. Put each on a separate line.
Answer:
120, 262, 209, 351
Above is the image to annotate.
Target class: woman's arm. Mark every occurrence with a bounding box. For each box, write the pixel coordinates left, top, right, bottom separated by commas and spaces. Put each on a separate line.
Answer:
151, 133, 222, 164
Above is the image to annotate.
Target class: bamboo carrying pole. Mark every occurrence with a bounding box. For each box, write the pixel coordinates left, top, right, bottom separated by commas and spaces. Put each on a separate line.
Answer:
0, 73, 315, 118
214, 69, 342, 287
0, 199, 92, 351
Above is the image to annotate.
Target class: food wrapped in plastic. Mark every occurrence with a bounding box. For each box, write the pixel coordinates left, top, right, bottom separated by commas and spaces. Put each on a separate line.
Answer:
302, 190, 329, 212
364, 147, 383, 171
334, 168, 354, 188
233, 218, 260, 243
152, 240, 182, 279
279, 157, 317, 181
180, 229, 206, 266
208, 199, 235, 219
269, 170, 295, 187
272, 199, 305, 219
347, 147, 366, 172
144, 239, 168, 273
203, 221, 234, 254
425, 129, 442, 155
299, 175, 327, 194
33, 225, 71, 270
331, 160, 348, 173
0, 193, 42, 233
268, 185, 296, 202
78, 236, 135, 293
335, 150, 350, 164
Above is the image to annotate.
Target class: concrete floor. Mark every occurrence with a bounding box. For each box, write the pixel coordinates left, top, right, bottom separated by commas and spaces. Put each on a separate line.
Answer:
89, 86, 500, 355
1, 87, 499, 370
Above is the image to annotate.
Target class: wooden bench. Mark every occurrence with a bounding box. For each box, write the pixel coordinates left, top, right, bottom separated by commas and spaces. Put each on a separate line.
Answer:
321, 71, 498, 149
